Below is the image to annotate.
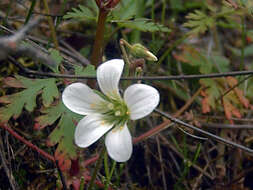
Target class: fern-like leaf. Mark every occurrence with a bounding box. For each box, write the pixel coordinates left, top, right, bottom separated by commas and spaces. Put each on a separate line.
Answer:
183, 10, 215, 35
63, 5, 97, 20
115, 18, 170, 33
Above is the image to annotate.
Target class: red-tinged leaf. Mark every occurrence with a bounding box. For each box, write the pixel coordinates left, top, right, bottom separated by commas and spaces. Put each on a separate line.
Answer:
200, 90, 211, 113
202, 96, 211, 113
3, 77, 24, 88
223, 99, 233, 124
0, 75, 59, 122
0, 95, 12, 104
36, 101, 82, 159
231, 105, 242, 118
223, 98, 242, 124
46, 139, 55, 147
55, 150, 71, 171
226, 76, 250, 108
234, 88, 250, 108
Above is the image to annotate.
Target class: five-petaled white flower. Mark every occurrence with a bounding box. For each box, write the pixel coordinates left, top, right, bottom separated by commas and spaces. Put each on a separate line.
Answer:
62, 59, 160, 162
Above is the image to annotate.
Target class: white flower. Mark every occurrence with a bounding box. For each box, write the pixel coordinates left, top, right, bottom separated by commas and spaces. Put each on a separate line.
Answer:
62, 59, 160, 162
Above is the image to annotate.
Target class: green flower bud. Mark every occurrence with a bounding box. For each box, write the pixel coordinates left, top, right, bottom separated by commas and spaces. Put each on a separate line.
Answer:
130, 43, 158, 61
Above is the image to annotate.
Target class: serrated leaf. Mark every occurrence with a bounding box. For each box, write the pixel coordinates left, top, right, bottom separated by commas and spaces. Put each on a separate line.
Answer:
0, 76, 58, 122
115, 18, 170, 33
49, 49, 63, 73
111, 0, 137, 20
183, 10, 215, 35
63, 5, 97, 21
36, 101, 82, 159
200, 79, 221, 109
200, 77, 248, 123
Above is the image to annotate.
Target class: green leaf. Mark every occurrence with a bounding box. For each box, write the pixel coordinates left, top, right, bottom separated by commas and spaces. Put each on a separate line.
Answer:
200, 79, 221, 108
208, 54, 230, 72
74, 64, 96, 76
0, 76, 58, 122
49, 49, 63, 73
111, 0, 138, 20
170, 0, 184, 11
115, 18, 170, 33
63, 5, 97, 21
183, 10, 215, 35
35, 101, 82, 159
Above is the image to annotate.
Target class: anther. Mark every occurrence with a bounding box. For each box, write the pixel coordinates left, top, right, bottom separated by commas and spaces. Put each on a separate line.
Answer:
107, 103, 114, 110
115, 110, 121, 116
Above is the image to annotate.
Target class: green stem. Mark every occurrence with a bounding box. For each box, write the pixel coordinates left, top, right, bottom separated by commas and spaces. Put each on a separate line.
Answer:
105, 161, 117, 190
42, 0, 59, 49
119, 39, 131, 76
90, 9, 109, 67
88, 146, 106, 190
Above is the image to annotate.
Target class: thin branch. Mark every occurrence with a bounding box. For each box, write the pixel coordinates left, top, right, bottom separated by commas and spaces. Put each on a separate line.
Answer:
154, 109, 253, 154
7, 57, 253, 80
219, 75, 252, 100
201, 123, 253, 129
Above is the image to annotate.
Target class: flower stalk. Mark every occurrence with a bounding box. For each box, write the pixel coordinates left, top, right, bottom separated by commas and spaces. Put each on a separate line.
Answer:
90, 9, 109, 67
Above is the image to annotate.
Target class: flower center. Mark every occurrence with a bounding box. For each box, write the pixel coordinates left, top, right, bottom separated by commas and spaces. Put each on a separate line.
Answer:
103, 99, 130, 125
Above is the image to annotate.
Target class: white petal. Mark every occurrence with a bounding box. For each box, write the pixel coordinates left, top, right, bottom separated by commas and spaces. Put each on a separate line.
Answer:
75, 114, 113, 148
124, 84, 160, 120
105, 124, 132, 162
97, 59, 124, 99
62, 83, 105, 115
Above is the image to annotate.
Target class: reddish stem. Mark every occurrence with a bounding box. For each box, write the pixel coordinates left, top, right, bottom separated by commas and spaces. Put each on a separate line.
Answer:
0, 123, 55, 162
90, 9, 109, 67
0, 123, 110, 188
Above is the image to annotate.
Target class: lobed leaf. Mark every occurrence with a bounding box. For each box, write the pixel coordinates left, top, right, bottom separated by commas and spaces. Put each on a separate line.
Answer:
63, 5, 97, 21
36, 101, 82, 159
0, 76, 58, 122
115, 18, 170, 33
